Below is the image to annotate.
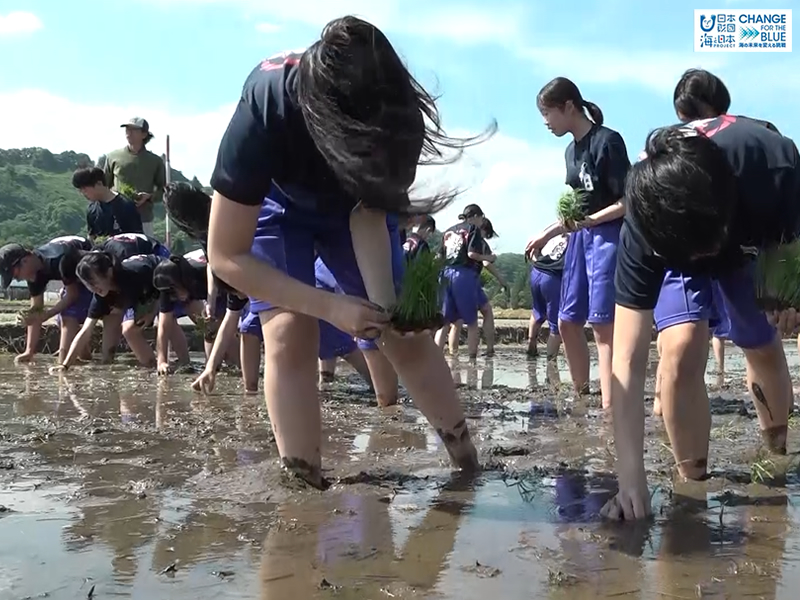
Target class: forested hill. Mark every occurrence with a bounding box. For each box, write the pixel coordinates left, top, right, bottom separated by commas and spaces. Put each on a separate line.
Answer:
0, 147, 535, 309
0, 147, 203, 252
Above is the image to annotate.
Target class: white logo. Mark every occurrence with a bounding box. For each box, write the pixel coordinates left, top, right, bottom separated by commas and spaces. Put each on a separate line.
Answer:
443, 230, 465, 260
578, 163, 594, 192
183, 248, 206, 262
112, 233, 149, 242
694, 9, 792, 52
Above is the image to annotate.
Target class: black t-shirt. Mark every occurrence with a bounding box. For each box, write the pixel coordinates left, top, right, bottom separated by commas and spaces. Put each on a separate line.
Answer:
565, 125, 630, 215
532, 234, 568, 276
28, 235, 93, 297
403, 232, 430, 261
86, 194, 144, 239
441, 223, 484, 269
100, 233, 166, 260
616, 115, 800, 310
193, 245, 249, 312
159, 255, 208, 314
210, 52, 353, 213
87, 254, 162, 319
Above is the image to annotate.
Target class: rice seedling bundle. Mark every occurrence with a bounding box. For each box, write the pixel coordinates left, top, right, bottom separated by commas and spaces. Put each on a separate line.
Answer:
556, 188, 588, 227
754, 239, 800, 310
392, 250, 445, 331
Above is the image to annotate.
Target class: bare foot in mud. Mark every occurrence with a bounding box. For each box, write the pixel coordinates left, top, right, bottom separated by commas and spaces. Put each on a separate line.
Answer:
281, 457, 328, 490
436, 419, 480, 471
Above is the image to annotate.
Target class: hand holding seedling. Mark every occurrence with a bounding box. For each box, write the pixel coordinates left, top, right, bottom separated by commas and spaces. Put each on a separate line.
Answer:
322, 294, 389, 339
556, 189, 588, 230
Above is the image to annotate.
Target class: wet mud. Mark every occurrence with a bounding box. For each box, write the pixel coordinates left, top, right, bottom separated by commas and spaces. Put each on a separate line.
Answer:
0, 344, 799, 599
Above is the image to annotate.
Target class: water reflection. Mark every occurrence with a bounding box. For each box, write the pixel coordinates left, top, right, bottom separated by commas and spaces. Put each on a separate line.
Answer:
259, 476, 476, 598
0, 355, 799, 599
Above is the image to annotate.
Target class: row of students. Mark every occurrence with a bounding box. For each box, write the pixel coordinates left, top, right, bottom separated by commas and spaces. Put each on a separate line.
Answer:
0, 227, 374, 397
522, 66, 799, 521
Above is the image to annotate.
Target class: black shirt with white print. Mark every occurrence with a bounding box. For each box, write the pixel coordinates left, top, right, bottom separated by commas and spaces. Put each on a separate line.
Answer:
441, 223, 484, 269
532, 234, 568, 276
403, 233, 430, 261
87, 254, 162, 319
28, 235, 93, 297
565, 125, 630, 215
615, 115, 800, 311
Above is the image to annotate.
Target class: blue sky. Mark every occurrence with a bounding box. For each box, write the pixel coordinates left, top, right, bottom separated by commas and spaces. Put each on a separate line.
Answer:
0, 0, 796, 252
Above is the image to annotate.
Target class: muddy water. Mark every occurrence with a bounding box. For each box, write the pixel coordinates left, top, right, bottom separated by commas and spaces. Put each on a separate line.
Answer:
0, 345, 798, 599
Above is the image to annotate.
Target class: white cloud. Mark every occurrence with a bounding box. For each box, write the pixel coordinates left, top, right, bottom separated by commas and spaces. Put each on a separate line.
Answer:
137, 0, 524, 45
0, 90, 235, 185
0, 11, 42, 36
255, 22, 281, 34
0, 90, 563, 252
518, 46, 729, 93
417, 131, 565, 253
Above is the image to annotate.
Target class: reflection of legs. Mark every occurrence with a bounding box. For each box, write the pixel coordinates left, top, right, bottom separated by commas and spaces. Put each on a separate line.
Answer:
240, 333, 261, 393
260, 309, 323, 486
58, 317, 82, 364
363, 349, 398, 407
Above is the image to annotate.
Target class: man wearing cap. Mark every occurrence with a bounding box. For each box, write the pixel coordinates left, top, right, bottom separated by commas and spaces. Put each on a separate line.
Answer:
0, 235, 94, 365
103, 118, 167, 239
435, 203, 496, 359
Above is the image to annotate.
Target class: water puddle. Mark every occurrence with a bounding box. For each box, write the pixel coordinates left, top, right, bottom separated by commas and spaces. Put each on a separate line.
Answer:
0, 345, 797, 598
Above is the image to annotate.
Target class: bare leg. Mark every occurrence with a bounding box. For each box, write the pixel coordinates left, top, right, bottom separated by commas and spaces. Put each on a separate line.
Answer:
479, 302, 495, 356
58, 317, 82, 365
592, 322, 614, 410
658, 322, 711, 480
559, 319, 590, 396
259, 310, 323, 487
527, 315, 542, 356
122, 321, 156, 367
712, 336, 725, 387
240, 333, 261, 393
363, 348, 399, 407
743, 336, 792, 455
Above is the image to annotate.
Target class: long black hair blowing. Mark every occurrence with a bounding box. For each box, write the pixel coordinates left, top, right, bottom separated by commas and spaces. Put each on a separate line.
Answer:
297, 16, 497, 215
163, 182, 211, 242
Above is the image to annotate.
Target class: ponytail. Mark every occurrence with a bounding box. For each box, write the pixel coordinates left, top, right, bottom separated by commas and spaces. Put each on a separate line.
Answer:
582, 101, 604, 127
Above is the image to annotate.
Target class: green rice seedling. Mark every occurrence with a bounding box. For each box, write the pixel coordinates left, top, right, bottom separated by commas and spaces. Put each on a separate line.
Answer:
391, 250, 445, 332
117, 183, 138, 201
16, 304, 44, 325
556, 188, 588, 228
754, 239, 800, 311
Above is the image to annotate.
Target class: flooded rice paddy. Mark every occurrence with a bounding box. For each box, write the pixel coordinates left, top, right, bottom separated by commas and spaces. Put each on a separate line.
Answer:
1, 343, 800, 599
